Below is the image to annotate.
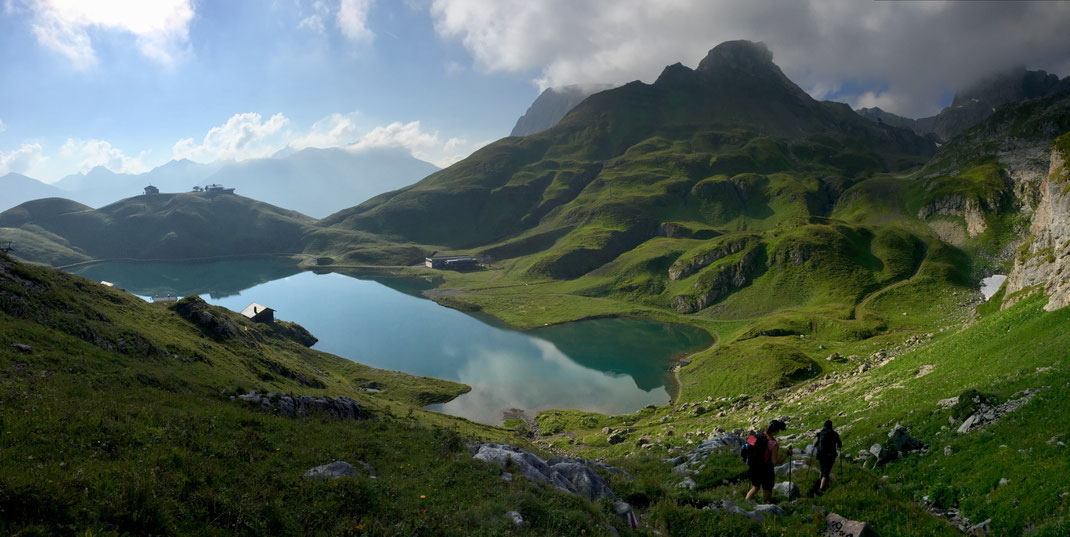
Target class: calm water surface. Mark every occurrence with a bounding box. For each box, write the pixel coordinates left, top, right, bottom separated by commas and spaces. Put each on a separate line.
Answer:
71, 260, 712, 424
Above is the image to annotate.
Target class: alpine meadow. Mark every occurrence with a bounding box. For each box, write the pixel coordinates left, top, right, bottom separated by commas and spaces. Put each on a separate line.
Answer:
2, 2, 1070, 536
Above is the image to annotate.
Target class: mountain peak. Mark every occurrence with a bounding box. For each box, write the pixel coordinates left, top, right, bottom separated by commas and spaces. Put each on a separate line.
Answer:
696, 40, 774, 75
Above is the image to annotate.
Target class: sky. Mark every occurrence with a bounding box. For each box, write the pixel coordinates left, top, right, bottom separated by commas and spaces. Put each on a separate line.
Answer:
1, 0, 1069, 182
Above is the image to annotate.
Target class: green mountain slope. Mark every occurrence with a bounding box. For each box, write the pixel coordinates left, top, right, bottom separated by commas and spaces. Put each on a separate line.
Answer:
0, 193, 318, 265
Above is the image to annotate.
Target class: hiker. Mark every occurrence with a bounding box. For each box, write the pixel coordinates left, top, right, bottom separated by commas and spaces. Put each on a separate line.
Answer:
744, 419, 790, 503
815, 419, 842, 492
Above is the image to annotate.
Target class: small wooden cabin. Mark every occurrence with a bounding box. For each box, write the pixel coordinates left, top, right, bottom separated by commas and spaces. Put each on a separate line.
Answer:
241, 302, 275, 323
144, 185, 159, 195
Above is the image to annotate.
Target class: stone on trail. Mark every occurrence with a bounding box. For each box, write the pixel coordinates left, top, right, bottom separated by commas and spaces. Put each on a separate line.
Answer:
825, 512, 878, 537
774, 481, 800, 500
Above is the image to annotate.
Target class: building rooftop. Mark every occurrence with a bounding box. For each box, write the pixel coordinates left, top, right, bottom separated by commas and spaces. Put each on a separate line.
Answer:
241, 302, 274, 319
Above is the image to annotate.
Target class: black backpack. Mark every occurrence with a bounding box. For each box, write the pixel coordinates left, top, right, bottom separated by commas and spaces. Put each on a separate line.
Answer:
817, 429, 837, 456
742, 432, 768, 467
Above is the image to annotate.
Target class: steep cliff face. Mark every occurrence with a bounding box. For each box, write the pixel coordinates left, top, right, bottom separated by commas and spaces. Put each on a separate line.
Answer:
1004, 134, 1070, 310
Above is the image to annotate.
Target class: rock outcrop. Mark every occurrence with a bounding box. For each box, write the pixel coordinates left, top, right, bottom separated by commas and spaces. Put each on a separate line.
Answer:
470, 444, 626, 500
703, 499, 785, 523
1004, 135, 1070, 310
672, 245, 764, 313
303, 460, 377, 479
236, 390, 372, 420
957, 388, 1040, 434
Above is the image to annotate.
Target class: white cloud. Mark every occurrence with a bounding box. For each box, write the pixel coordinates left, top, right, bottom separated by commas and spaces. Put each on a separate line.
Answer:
297, 0, 329, 34
60, 138, 150, 175
25, 0, 194, 69
346, 120, 483, 167
337, 0, 374, 41
429, 0, 1070, 117
174, 112, 480, 168
173, 112, 290, 162
288, 112, 360, 150
0, 143, 46, 175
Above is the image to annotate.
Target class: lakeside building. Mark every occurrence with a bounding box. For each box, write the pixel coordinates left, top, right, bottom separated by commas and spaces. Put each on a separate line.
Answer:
144, 185, 159, 195
152, 295, 178, 303
241, 303, 275, 323
425, 255, 479, 270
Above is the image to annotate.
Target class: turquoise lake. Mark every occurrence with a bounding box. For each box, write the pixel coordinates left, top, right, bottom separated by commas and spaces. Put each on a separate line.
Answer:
70, 260, 712, 424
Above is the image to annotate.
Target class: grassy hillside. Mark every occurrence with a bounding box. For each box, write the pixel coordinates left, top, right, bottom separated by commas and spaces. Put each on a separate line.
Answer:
0, 193, 319, 265
1, 251, 666, 536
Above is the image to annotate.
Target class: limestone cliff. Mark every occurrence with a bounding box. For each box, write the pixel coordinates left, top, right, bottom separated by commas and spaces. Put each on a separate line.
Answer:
1004, 134, 1070, 310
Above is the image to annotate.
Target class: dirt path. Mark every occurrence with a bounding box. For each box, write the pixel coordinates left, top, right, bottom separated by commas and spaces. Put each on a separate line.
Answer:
852, 243, 928, 320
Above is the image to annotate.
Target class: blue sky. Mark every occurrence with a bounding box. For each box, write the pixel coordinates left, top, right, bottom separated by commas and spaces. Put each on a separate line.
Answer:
2, 0, 1068, 182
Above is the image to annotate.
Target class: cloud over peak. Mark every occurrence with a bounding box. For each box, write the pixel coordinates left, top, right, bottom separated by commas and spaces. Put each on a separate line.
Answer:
429, 0, 1070, 117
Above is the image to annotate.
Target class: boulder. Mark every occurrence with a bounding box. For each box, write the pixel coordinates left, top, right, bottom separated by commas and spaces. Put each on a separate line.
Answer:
303, 461, 358, 480
238, 391, 371, 420
11, 343, 32, 353
550, 462, 616, 500
774, 481, 800, 500
473, 444, 618, 500
775, 459, 808, 476
825, 512, 878, 537
677, 477, 697, 490
752, 504, 786, 521
888, 424, 925, 453
704, 499, 784, 522
967, 518, 991, 537
506, 511, 524, 528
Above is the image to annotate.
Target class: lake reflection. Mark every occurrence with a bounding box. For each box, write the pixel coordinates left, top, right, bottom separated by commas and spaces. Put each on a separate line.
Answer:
70, 260, 711, 424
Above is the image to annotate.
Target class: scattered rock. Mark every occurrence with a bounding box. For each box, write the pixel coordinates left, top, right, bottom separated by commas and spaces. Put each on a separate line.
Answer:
501, 472, 513, 482
944, 445, 954, 456
999, 478, 1010, 486
472, 444, 622, 500
506, 510, 524, 528
704, 499, 784, 522
678, 477, 697, 490
774, 481, 799, 500
304, 461, 362, 480
237, 390, 371, 420
607, 431, 627, 444
825, 512, 878, 537
888, 424, 925, 453
968, 518, 991, 536
957, 390, 1039, 434
10, 343, 32, 353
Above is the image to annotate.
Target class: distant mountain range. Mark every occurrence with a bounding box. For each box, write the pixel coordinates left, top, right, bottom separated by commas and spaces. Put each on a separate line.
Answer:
856, 67, 1070, 141
4, 147, 439, 217
0, 172, 65, 212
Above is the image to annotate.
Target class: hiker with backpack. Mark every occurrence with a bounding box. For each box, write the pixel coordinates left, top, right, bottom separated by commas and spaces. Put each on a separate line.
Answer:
815, 419, 842, 492
743, 419, 790, 503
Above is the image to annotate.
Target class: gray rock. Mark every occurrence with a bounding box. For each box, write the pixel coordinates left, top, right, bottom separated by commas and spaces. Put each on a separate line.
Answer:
11, 343, 32, 353
999, 478, 1010, 486
303, 461, 358, 479
550, 462, 616, 500
606, 524, 620, 537
825, 512, 877, 537
944, 445, 954, 456
506, 510, 524, 528
677, 477, 697, 490
501, 472, 513, 482
774, 481, 800, 500
888, 424, 925, 453
238, 390, 371, 420
472, 444, 618, 500
968, 518, 991, 537
752, 504, 786, 520
775, 459, 808, 476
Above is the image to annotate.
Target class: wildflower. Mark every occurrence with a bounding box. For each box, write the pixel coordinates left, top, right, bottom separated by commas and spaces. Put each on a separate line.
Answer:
419, 495, 426, 499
